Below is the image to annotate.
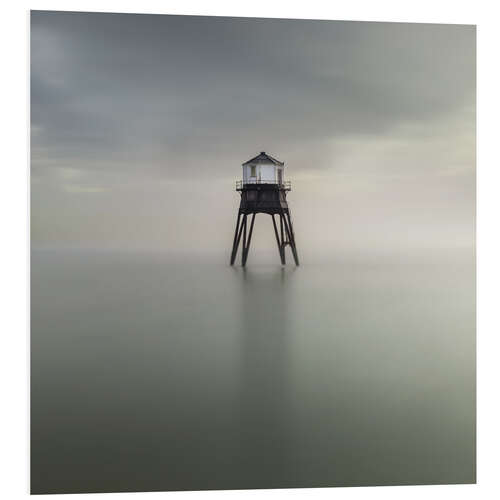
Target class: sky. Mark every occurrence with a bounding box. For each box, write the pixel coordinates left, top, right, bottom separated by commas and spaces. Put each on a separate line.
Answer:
30, 11, 475, 256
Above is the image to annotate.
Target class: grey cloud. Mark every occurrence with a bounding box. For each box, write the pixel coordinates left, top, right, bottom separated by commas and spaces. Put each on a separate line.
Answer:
31, 13, 475, 172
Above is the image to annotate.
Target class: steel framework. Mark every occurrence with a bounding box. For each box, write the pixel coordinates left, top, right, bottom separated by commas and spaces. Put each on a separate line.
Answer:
230, 183, 299, 267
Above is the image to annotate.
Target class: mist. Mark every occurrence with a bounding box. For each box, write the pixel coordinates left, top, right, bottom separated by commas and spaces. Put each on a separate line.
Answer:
31, 12, 475, 257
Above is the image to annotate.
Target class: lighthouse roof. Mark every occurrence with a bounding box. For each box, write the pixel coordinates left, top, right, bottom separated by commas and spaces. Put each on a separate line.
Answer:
242, 152, 284, 167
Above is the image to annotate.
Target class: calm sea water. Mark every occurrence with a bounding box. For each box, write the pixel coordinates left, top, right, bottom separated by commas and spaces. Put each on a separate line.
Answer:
31, 249, 475, 493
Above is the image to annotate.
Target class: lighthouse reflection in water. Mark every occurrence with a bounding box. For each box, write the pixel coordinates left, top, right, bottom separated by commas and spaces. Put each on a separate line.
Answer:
31, 248, 474, 493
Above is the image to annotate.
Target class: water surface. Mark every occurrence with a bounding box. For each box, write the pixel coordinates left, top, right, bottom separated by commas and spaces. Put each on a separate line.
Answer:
31, 249, 475, 493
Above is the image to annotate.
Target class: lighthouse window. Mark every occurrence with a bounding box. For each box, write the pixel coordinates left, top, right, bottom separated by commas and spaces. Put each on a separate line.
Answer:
250, 165, 256, 177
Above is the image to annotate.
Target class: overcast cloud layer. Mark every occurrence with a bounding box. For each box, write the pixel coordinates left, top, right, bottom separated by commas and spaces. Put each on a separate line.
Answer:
31, 12, 475, 255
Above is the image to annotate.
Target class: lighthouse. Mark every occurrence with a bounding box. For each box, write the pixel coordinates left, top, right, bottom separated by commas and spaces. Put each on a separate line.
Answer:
230, 152, 299, 267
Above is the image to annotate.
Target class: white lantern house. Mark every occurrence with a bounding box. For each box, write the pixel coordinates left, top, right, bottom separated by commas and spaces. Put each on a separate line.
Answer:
242, 152, 285, 185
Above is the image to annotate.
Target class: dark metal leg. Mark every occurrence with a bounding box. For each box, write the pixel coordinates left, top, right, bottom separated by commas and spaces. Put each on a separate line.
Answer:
240, 215, 248, 266
286, 211, 299, 266
242, 213, 256, 266
230, 212, 242, 265
272, 214, 285, 265
279, 213, 286, 265
231, 213, 246, 266
283, 211, 299, 266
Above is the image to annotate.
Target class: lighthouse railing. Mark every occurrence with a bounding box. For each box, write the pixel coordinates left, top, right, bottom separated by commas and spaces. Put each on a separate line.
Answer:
236, 180, 291, 191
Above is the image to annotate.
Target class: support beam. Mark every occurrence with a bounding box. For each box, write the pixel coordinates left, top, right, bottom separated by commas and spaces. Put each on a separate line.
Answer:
241, 215, 247, 266
271, 214, 285, 265
282, 211, 299, 266
230, 212, 242, 265
286, 211, 300, 266
242, 213, 256, 266
230, 213, 246, 266
279, 213, 286, 264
